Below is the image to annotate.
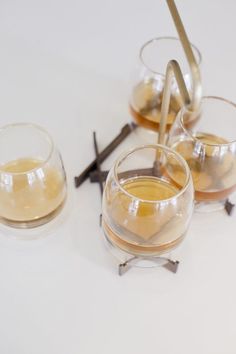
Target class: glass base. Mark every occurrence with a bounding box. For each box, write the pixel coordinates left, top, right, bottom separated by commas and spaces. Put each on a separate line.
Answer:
0, 193, 71, 240
195, 194, 236, 214
102, 229, 179, 274
0, 199, 66, 229
194, 199, 226, 213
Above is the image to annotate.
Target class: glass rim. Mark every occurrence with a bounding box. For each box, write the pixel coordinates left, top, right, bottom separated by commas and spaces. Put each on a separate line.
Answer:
0, 122, 54, 175
139, 36, 202, 75
179, 95, 236, 147
113, 144, 192, 204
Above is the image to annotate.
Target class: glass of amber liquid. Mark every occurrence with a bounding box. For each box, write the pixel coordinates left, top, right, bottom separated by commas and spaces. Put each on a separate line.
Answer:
0, 123, 67, 228
102, 145, 194, 258
168, 96, 236, 211
130, 37, 201, 136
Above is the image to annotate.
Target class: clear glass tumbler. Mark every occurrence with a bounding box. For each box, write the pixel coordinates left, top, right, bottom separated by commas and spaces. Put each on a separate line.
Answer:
167, 96, 236, 211
0, 123, 67, 228
102, 144, 194, 257
129, 36, 201, 134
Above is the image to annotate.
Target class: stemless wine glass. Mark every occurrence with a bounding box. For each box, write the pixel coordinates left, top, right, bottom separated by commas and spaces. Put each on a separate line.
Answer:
167, 96, 236, 211
102, 145, 194, 258
0, 123, 67, 228
129, 37, 201, 137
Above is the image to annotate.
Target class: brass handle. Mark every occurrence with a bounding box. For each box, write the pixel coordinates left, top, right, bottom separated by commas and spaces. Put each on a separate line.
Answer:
166, 0, 202, 112
158, 0, 202, 145
158, 60, 191, 145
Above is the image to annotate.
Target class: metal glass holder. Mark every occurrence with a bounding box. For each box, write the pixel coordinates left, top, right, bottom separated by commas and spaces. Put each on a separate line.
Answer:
96, 0, 199, 275
98, 0, 202, 275
78, 0, 234, 276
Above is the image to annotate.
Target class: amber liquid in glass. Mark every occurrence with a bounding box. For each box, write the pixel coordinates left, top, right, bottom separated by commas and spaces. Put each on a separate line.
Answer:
103, 176, 186, 256
171, 133, 236, 201
0, 158, 66, 227
130, 80, 181, 132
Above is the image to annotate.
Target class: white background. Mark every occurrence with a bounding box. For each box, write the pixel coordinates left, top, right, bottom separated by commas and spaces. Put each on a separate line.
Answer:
0, 0, 236, 353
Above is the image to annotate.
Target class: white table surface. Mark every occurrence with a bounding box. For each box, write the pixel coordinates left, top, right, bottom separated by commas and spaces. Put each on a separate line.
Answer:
0, 0, 236, 353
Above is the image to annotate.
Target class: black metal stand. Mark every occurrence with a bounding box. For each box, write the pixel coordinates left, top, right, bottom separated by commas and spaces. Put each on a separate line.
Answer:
225, 199, 235, 216
118, 256, 179, 276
